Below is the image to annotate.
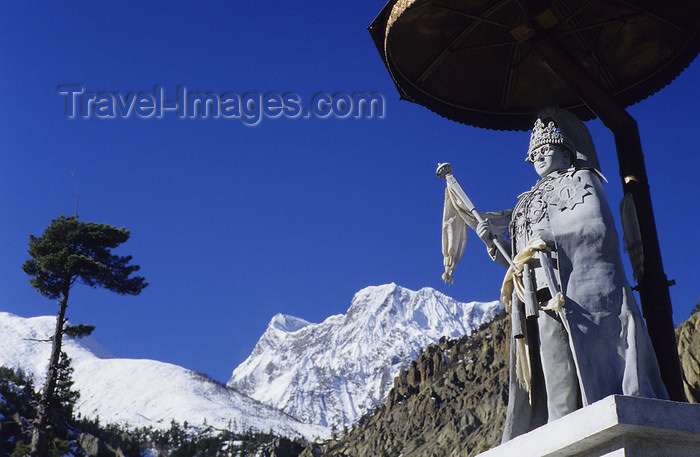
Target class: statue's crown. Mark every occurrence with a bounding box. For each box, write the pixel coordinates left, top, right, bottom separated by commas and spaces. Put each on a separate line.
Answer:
528, 119, 575, 157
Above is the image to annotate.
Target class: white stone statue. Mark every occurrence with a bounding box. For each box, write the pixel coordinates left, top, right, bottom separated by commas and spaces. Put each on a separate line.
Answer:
440, 109, 668, 442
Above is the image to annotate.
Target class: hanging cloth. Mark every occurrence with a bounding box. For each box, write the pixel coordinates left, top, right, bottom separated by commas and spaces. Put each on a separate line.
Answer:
441, 186, 511, 283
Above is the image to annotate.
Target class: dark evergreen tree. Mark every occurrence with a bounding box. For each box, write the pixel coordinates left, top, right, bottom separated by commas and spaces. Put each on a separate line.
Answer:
52, 352, 80, 421
22, 215, 147, 457
0, 363, 77, 457
0, 366, 37, 455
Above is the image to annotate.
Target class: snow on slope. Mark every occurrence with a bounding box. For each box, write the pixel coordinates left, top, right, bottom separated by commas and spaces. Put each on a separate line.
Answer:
228, 283, 502, 428
0, 312, 328, 440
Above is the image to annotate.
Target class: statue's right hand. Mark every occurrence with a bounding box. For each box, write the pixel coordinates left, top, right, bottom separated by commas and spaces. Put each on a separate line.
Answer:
476, 220, 494, 245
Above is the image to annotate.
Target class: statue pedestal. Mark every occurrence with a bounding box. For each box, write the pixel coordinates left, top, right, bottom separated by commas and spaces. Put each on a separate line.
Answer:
477, 395, 700, 457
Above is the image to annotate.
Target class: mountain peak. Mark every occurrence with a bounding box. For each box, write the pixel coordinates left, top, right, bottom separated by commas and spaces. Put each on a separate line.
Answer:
268, 313, 312, 333
346, 283, 405, 317
354, 282, 399, 298
229, 283, 502, 428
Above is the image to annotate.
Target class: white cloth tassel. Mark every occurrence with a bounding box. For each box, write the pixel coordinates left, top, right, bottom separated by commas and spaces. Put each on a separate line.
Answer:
542, 292, 565, 312
516, 338, 532, 399
441, 186, 511, 283
442, 189, 468, 283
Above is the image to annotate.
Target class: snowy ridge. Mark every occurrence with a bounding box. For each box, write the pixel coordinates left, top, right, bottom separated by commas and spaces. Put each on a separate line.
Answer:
269, 314, 312, 333
0, 312, 328, 440
228, 283, 502, 428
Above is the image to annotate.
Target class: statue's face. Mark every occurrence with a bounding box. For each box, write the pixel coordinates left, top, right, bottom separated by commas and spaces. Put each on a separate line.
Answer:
528, 144, 571, 177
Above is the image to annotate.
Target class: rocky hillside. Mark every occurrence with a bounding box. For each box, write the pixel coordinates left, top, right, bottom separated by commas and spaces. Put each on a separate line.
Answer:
308, 309, 700, 457
677, 308, 700, 402
305, 312, 510, 457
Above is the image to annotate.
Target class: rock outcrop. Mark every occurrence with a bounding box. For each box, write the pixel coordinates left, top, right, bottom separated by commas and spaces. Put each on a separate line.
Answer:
308, 308, 700, 457
676, 309, 700, 402
307, 312, 510, 457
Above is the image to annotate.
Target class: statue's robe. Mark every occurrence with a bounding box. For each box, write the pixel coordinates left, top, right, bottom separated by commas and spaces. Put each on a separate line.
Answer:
499, 168, 668, 441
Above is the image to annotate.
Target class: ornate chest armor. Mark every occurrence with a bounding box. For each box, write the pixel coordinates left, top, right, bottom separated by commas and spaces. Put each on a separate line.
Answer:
511, 175, 556, 253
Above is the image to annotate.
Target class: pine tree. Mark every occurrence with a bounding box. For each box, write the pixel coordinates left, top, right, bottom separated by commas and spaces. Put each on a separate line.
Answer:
22, 215, 147, 457
53, 351, 80, 421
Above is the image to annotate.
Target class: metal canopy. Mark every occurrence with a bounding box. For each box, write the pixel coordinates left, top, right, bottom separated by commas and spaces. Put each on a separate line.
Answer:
369, 0, 700, 130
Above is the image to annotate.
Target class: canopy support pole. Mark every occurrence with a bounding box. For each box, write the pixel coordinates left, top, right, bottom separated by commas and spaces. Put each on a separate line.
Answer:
530, 31, 686, 402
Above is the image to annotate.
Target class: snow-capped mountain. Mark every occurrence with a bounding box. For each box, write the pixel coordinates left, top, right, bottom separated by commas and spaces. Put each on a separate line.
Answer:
0, 312, 327, 440
228, 283, 502, 428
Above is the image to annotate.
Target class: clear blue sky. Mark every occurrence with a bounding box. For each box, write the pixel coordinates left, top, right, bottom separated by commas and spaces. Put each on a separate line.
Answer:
1, 1, 697, 383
